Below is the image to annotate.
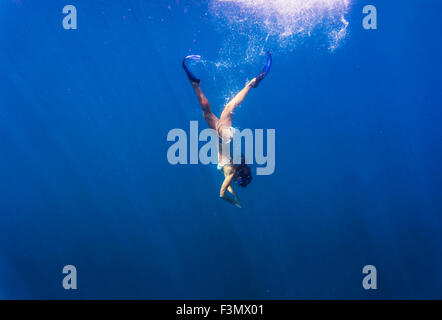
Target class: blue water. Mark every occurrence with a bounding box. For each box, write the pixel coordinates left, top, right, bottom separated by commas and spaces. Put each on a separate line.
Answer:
1, 0, 441, 299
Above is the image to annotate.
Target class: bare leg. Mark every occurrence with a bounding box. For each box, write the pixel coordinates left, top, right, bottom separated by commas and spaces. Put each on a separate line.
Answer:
219, 78, 257, 128
191, 82, 219, 130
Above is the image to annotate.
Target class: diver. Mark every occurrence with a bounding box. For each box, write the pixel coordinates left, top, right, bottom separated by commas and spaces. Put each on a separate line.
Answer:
182, 52, 272, 208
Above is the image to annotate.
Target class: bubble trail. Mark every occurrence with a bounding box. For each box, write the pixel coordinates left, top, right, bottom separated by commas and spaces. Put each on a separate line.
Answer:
209, 0, 352, 54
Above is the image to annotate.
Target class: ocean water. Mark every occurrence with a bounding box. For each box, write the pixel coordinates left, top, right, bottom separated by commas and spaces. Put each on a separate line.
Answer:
0, 0, 441, 299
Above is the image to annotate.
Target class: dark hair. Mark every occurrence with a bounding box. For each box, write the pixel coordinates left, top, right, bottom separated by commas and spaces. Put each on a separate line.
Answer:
234, 156, 252, 188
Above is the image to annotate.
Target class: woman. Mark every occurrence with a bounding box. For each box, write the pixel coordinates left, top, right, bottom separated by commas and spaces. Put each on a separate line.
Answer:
182, 52, 272, 208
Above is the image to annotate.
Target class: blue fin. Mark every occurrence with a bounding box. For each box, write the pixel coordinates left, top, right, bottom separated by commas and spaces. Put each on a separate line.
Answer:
252, 51, 272, 88
182, 55, 201, 83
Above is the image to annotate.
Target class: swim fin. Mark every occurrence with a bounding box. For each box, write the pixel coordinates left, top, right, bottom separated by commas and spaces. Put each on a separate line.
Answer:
252, 51, 272, 88
182, 54, 201, 84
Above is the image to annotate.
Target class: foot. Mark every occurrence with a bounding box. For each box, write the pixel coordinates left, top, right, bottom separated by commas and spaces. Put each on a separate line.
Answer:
251, 73, 265, 88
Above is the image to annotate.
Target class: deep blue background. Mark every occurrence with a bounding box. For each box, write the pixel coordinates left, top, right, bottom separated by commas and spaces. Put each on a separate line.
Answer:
0, 0, 441, 299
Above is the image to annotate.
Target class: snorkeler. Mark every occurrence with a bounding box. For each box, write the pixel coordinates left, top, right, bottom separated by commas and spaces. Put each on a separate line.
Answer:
182, 52, 272, 208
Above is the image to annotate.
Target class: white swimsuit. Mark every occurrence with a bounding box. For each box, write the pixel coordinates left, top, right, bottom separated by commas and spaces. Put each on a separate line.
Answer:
216, 123, 235, 144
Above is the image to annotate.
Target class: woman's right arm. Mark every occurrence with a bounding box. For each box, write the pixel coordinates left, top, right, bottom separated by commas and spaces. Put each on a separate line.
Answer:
220, 174, 242, 208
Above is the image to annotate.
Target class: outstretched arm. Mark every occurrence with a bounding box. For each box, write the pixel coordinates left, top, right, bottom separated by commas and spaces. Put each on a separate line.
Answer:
228, 185, 241, 207
220, 173, 242, 208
